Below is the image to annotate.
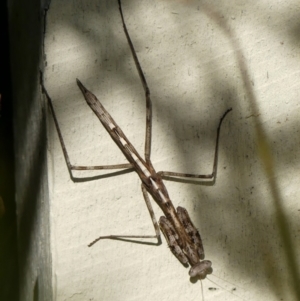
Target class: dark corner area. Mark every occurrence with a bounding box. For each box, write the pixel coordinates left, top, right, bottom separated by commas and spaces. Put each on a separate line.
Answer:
0, 1, 19, 301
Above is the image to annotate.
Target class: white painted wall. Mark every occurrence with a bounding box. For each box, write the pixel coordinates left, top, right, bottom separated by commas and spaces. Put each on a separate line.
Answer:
44, 1, 300, 300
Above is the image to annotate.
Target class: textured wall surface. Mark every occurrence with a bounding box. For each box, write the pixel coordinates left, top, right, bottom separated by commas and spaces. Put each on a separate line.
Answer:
44, 0, 300, 300
8, 0, 53, 300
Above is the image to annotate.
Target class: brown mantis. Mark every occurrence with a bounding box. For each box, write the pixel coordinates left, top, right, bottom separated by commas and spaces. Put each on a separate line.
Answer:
41, 0, 232, 280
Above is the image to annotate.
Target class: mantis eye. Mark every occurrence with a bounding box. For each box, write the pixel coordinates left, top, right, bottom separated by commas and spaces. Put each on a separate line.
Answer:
189, 260, 213, 279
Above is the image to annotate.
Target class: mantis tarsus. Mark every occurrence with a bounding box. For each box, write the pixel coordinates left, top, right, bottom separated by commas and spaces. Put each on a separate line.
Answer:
41, 0, 232, 280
